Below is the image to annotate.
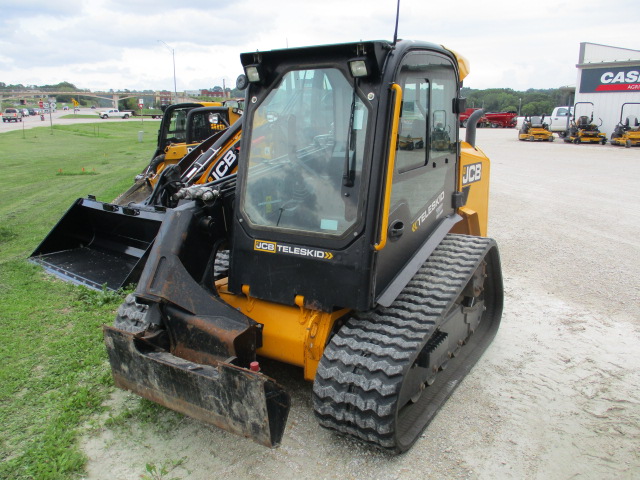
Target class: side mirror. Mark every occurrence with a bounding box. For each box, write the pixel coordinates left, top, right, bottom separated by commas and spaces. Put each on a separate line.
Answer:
236, 74, 249, 91
453, 97, 466, 114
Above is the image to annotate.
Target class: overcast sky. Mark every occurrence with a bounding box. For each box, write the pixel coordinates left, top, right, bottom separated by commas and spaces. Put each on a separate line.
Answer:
2, 0, 639, 93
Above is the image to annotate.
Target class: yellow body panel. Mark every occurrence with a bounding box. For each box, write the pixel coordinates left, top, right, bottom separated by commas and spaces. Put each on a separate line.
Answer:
149, 144, 195, 186
216, 281, 348, 381
450, 142, 491, 237
443, 47, 470, 82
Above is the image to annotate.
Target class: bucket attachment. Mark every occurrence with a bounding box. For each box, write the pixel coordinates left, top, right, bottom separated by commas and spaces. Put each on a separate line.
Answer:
104, 326, 291, 447
112, 178, 154, 206
29, 197, 165, 291
102, 196, 291, 447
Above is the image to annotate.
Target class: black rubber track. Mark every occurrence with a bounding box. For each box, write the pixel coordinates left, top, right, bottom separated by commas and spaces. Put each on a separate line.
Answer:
114, 294, 152, 333
312, 234, 503, 452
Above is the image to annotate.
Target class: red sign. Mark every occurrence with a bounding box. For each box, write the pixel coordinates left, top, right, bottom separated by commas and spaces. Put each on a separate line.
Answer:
595, 83, 640, 92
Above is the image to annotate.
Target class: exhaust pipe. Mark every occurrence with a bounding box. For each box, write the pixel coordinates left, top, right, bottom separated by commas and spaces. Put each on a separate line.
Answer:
465, 109, 485, 148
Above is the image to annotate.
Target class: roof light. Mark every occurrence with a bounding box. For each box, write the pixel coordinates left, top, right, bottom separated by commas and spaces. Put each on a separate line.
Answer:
349, 59, 369, 78
244, 64, 262, 83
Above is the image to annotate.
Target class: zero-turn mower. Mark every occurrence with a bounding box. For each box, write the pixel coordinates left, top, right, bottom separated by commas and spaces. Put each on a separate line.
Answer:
610, 102, 640, 148
518, 115, 554, 141
563, 102, 607, 144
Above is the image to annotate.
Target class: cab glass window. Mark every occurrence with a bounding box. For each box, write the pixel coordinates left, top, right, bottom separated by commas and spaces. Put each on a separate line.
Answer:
390, 53, 457, 219
167, 109, 187, 143
242, 68, 369, 236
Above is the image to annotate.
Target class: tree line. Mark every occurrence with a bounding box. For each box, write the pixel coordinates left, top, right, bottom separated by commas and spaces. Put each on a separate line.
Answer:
461, 87, 575, 116
0, 81, 90, 105
2, 81, 575, 116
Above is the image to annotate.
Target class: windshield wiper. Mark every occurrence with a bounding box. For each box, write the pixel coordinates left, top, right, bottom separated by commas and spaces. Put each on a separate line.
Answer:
343, 80, 358, 187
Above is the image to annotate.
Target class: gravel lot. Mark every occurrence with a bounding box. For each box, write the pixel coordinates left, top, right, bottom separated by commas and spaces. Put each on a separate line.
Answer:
82, 128, 640, 480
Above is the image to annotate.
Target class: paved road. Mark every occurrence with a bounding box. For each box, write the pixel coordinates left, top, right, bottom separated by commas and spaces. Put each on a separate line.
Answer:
0, 108, 156, 133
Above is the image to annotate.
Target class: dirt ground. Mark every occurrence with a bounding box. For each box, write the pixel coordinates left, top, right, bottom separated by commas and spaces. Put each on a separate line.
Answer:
81, 129, 640, 480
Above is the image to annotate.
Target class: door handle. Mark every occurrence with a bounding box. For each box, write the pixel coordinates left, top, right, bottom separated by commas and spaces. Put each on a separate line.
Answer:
389, 221, 404, 238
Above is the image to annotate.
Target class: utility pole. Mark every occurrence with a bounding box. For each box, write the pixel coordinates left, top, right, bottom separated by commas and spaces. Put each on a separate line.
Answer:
158, 40, 177, 104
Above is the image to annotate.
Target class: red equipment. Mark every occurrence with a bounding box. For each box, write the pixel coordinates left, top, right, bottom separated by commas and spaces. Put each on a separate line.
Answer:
459, 108, 517, 128
483, 112, 518, 128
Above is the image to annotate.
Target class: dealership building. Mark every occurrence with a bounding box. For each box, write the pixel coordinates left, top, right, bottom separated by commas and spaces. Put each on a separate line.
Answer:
574, 42, 640, 137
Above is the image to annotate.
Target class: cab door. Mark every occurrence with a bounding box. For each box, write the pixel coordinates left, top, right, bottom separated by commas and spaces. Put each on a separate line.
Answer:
375, 50, 460, 299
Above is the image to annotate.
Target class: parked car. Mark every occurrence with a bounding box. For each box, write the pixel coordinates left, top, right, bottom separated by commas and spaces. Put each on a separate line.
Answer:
97, 109, 133, 119
3, 108, 22, 122
22, 108, 29, 117
28, 108, 37, 115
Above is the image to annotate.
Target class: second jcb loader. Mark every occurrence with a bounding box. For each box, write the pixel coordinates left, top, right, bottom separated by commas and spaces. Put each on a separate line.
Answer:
28, 103, 243, 291
29, 117, 243, 291
115, 102, 243, 205
39, 39, 505, 452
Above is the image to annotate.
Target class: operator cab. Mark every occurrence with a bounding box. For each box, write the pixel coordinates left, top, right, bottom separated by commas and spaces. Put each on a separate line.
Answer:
230, 41, 464, 312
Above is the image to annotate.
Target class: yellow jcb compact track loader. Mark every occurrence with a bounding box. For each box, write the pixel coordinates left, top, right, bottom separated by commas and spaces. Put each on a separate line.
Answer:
115, 102, 243, 205
43, 40, 505, 453
610, 102, 640, 148
518, 115, 554, 141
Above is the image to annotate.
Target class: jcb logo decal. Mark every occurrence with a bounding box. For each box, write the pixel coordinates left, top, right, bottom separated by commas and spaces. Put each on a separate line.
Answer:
208, 148, 238, 182
254, 240, 276, 253
462, 162, 482, 185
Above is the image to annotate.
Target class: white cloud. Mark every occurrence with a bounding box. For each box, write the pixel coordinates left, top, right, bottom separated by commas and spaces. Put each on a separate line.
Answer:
1, 0, 639, 91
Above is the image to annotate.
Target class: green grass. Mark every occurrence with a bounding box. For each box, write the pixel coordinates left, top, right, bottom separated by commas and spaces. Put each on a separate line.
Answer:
0, 122, 158, 479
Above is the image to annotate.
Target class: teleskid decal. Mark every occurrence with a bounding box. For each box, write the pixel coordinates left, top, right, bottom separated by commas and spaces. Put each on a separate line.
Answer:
254, 240, 334, 260
412, 191, 445, 232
